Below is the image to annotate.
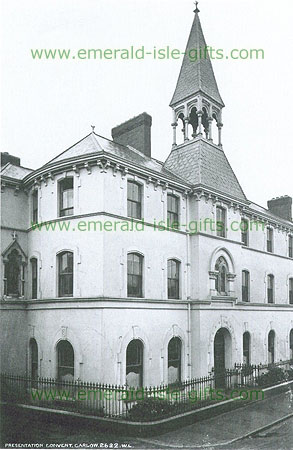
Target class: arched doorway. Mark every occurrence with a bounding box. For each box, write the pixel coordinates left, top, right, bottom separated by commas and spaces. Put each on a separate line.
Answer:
57, 340, 74, 381
214, 328, 232, 388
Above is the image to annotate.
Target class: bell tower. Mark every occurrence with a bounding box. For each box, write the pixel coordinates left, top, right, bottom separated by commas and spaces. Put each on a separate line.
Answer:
170, 3, 224, 148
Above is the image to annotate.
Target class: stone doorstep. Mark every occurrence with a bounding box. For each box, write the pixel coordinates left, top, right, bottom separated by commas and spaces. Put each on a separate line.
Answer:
2, 379, 293, 437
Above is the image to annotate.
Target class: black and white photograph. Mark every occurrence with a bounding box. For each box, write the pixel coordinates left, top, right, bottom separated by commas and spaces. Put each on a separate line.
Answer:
1, 0, 293, 448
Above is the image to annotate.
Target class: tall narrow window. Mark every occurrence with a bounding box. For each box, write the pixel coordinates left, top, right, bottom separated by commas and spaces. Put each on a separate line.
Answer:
289, 278, 293, 305
267, 227, 273, 253
241, 219, 249, 246
215, 257, 228, 295
243, 332, 250, 365
167, 194, 179, 229
289, 236, 293, 258
57, 340, 74, 381
29, 338, 38, 385
127, 181, 142, 219
267, 274, 274, 303
242, 270, 250, 302
31, 258, 38, 299
126, 339, 143, 388
58, 251, 73, 297
290, 330, 293, 360
168, 337, 182, 384
127, 253, 143, 297
4, 249, 23, 297
216, 207, 226, 238
167, 259, 180, 299
268, 330, 275, 364
32, 190, 38, 224
59, 178, 74, 217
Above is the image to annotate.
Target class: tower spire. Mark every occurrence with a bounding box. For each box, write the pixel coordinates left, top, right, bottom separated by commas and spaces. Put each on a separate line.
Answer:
170, 5, 224, 147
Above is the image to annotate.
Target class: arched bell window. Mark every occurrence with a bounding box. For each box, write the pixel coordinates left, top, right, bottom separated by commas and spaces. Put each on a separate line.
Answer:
215, 257, 228, 296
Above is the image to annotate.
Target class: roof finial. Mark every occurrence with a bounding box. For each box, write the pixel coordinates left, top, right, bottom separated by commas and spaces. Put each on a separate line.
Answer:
91, 125, 95, 133
194, 1, 200, 13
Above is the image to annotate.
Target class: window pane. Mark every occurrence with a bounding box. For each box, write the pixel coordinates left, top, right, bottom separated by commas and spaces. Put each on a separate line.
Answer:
127, 254, 143, 297
168, 260, 180, 299
58, 252, 73, 297
216, 207, 226, 237
127, 182, 141, 219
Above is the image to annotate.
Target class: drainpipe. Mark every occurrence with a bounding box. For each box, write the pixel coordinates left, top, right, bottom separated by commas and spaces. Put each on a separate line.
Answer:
187, 301, 191, 380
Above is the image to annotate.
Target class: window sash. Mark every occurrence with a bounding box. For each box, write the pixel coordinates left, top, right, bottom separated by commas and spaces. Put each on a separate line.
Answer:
31, 259, 38, 299
216, 207, 226, 237
59, 179, 74, 217
167, 195, 179, 227
267, 228, 273, 253
58, 253, 73, 297
241, 220, 249, 246
289, 237, 293, 258
127, 182, 141, 219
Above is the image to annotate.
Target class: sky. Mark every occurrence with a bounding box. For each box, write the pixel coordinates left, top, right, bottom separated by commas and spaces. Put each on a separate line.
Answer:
1, 0, 292, 208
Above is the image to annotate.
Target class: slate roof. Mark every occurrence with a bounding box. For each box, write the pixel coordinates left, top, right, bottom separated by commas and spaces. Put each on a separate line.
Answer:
1, 163, 33, 181
42, 132, 186, 184
170, 11, 224, 107
164, 138, 246, 201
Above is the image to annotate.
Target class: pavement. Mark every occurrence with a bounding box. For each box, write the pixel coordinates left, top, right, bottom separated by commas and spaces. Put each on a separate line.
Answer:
1, 390, 293, 449
135, 390, 293, 449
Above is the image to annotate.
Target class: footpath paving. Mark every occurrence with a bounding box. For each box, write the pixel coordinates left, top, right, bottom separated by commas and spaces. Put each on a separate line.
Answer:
135, 390, 293, 449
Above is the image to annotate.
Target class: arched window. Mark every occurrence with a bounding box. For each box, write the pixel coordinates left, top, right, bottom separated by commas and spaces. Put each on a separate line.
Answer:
290, 330, 293, 360
215, 257, 228, 295
58, 251, 73, 297
29, 338, 38, 384
268, 330, 275, 364
243, 332, 250, 365
168, 337, 182, 384
4, 249, 25, 297
267, 274, 274, 303
57, 340, 74, 381
167, 259, 180, 299
126, 339, 143, 388
127, 253, 143, 297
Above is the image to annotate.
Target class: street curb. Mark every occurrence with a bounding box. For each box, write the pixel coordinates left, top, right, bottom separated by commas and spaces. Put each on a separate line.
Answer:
135, 411, 293, 448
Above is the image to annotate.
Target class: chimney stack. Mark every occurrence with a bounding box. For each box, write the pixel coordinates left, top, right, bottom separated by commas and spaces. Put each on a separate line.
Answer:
267, 196, 292, 222
1, 152, 20, 167
111, 112, 152, 158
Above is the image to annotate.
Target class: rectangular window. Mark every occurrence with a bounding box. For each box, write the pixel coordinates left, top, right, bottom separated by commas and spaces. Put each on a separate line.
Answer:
59, 178, 74, 217
127, 181, 142, 219
267, 275, 274, 303
289, 278, 293, 305
241, 219, 249, 246
32, 190, 38, 223
167, 195, 179, 229
242, 270, 249, 302
31, 258, 38, 299
267, 227, 273, 253
216, 207, 226, 238
289, 236, 293, 258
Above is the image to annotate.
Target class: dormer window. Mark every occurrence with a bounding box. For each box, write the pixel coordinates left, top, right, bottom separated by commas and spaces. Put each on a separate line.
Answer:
59, 178, 74, 217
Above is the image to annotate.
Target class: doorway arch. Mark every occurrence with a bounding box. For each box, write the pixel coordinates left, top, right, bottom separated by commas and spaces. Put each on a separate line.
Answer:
214, 328, 232, 388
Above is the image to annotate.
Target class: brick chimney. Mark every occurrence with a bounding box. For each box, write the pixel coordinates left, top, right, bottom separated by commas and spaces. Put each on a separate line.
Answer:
111, 112, 152, 158
1, 152, 20, 167
267, 196, 292, 221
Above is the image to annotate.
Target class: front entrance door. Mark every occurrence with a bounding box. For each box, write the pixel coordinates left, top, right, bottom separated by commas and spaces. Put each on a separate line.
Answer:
214, 329, 226, 388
